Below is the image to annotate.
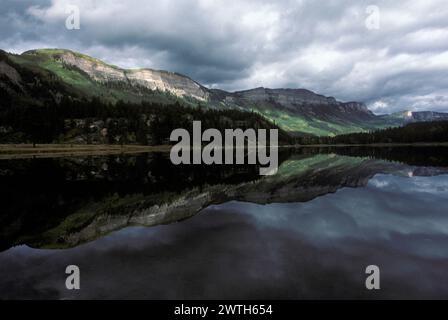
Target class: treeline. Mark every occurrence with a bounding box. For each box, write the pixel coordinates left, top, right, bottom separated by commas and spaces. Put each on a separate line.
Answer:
296, 121, 448, 145
0, 96, 293, 145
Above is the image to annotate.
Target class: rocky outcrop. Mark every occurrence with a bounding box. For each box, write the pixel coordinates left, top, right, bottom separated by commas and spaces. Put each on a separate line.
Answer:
212, 87, 376, 123
23, 49, 210, 101
410, 111, 448, 122
0, 61, 22, 86
381, 110, 448, 127
0, 60, 24, 93
125, 69, 209, 101
235, 88, 341, 107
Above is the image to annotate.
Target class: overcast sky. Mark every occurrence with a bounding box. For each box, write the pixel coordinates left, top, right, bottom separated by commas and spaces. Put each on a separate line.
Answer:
1, 0, 448, 114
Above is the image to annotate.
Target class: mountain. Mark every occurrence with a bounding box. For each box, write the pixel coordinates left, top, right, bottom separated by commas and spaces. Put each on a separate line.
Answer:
0, 48, 205, 106
21, 48, 210, 101
1, 48, 448, 137
382, 110, 448, 123
209, 87, 385, 135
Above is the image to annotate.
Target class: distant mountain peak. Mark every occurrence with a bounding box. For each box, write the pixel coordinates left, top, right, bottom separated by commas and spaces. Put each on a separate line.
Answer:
388, 110, 448, 123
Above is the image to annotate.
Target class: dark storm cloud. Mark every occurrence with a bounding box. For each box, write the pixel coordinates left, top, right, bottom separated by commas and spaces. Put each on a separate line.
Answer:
1, 0, 448, 113
0, 0, 51, 41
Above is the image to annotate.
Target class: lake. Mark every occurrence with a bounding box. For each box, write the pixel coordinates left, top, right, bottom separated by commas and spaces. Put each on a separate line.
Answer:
1, 146, 448, 299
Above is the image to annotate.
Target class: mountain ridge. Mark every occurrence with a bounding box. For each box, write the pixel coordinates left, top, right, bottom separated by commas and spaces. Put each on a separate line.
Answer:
1, 48, 448, 136
18, 48, 210, 102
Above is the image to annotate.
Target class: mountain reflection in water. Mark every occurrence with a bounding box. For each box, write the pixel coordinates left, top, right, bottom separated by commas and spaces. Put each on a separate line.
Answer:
0, 147, 448, 299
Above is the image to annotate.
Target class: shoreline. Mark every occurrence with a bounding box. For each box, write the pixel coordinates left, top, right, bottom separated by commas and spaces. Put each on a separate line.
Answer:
289, 142, 448, 148
0, 142, 447, 160
0, 144, 171, 160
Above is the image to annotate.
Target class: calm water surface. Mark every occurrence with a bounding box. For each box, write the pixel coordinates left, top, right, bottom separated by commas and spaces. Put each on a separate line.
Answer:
1, 147, 448, 299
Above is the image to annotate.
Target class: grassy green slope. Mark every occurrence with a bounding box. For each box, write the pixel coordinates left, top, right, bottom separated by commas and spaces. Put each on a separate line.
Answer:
8, 49, 185, 106
235, 105, 395, 136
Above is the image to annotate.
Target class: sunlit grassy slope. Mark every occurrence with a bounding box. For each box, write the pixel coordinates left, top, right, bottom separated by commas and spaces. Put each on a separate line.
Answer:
8, 49, 183, 105
242, 106, 396, 136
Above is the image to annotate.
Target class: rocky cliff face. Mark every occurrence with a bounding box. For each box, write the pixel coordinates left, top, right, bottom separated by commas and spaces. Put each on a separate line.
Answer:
382, 110, 448, 126
211, 87, 376, 130
410, 111, 448, 122
23, 49, 210, 101
232, 87, 374, 116
236, 88, 339, 107
0, 60, 22, 89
